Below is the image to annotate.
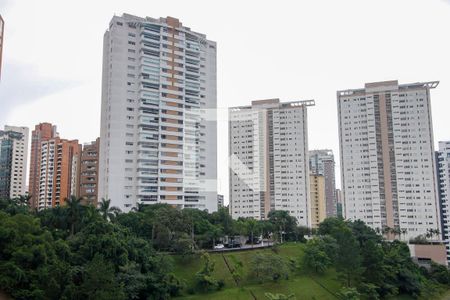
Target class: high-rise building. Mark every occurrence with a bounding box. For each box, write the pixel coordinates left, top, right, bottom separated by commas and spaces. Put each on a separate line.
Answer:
99, 14, 217, 212
37, 138, 81, 209
0, 126, 29, 198
217, 194, 224, 208
437, 141, 450, 263
0, 15, 4, 79
337, 80, 440, 240
79, 138, 100, 205
229, 99, 314, 225
309, 149, 336, 217
310, 174, 326, 228
335, 188, 343, 218
29, 123, 58, 208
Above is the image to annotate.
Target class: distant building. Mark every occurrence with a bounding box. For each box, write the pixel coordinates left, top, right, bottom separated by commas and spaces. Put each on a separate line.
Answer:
37, 138, 81, 209
309, 149, 336, 217
229, 99, 314, 226
437, 141, 450, 263
338, 80, 440, 240
0, 126, 29, 198
99, 14, 218, 212
79, 138, 100, 206
29, 123, 58, 208
0, 15, 4, 79
335, 188, 343, 218
217, 194, 224, 208
310, 175, 326, 228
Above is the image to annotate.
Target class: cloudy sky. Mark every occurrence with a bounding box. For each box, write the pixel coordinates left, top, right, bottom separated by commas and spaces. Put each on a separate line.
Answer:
1, 0, 450, 200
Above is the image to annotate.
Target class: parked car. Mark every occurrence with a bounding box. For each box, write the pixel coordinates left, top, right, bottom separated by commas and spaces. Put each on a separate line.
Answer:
214, 243, 225, 249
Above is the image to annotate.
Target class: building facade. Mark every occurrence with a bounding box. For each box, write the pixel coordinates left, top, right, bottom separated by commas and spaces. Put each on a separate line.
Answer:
99, 14, 217, 212
0, 126, 28, 198
309, 149, 336, 217
310, 175, 326, 228
337, 80, 440, 240
0, 15, 4, 79
336, 188, 343, 218
79, 138, 100, 205
217, 194, 224, 208
437, 141, 450, 263
229, 99, 314, 226
37, 138, 81, 209
29, 123, 58, 208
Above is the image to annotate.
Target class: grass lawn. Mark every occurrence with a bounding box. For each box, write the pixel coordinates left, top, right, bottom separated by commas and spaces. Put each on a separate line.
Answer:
179, 276, 338, 300
172, 243, 445, 299
173, 243, 341, 299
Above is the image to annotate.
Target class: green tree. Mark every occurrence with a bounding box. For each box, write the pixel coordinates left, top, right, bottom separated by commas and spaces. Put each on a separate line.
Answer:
79, 254, 126, 300
337, 287, 361, 300
334, 227, 363, 287
65, 195, 83, 236
243, 217, 260, 247
250, 252, 289, 283
97, 198, 121, 221
195, 252, 220, 291
268, 210, 297, 243
302, 238, 332, 274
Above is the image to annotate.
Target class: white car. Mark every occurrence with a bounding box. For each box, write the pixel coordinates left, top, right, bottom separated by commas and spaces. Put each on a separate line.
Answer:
214, 244, 225, 249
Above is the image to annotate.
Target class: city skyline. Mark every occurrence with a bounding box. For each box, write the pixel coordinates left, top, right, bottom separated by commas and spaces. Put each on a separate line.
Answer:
1, 0, 450, 204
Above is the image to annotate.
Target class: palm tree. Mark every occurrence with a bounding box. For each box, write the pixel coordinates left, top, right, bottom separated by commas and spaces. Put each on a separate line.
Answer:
382, 226, 391, 238
245, 218, 259, 248
426, 228, 433, 239
65, 196, 82, 236
98, 198, 121, 221
432, 228, 441, 240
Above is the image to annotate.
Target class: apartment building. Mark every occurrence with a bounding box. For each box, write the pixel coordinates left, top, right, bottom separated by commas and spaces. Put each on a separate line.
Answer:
99, 14, 217, 212
79, 138, 99, 205
437, 141, 450, 263
37, 138, 81, 209
217, 194, 224, 208
310, 174, 326, 228
309, 149, 337, 217
337, 80, 440, 240
336, 188, 343, 218
29, 123, 58, 208
229, 99, 314, 226
0, 126, 29, 198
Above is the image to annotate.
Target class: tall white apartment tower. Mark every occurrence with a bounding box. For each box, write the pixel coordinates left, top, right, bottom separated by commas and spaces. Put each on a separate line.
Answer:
337, 80, 440, 240
99, 14, 217, 212
437, 141, 450, 262
229, 99, 314, 226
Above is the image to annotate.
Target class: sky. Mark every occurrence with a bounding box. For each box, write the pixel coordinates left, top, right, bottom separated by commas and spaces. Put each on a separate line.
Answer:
1, 0, 450, 203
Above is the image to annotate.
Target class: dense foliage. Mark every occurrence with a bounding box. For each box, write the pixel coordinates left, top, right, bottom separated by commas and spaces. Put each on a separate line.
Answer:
2, 196, 450, 299
303, 217, 450, 299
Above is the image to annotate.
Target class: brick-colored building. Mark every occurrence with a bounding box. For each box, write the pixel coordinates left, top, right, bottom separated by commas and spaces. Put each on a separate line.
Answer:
79, 138, 99, 205
37, 137, 81, 209
28, 123, 58, 208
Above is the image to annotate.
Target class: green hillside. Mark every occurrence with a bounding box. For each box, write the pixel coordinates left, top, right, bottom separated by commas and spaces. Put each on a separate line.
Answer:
173, 243, 342, 299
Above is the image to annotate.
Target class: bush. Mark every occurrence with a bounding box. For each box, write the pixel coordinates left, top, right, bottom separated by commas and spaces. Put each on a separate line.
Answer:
250, 253, 289, 283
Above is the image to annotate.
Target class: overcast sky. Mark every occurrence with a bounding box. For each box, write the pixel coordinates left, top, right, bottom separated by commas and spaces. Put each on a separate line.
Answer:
1, 0, 450, 202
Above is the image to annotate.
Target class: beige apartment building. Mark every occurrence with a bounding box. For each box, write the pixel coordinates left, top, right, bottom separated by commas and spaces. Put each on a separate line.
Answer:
337, 80, 440, 240
229, 99, 314, 226
310, 175, 326, 228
